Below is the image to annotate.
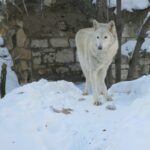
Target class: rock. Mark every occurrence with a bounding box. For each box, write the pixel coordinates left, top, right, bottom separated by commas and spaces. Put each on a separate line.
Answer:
42, 48, 55, 52
43, 53, 55, 63
31, 39, 48, 48
139, 58, 150, 65
33, 64, 45, 70
24, 38, 30, 48
20, 60, 28, 71
121, 69, 128, 80
50, 38, 69, 47
75, 51, 79, 62
16, 20, 24, 28
56, 49, 74, 63
121, 64, 129, 69
56, 66, 69, 74
13, 48, 31, 60
121, 55, 129, 64
69, 38, 76, 48
57, 21, 67, 31
44, 0, 56, 7
38, 68, 52, 75
5, 29, 16, 49
69, 63, 81, 72
32, 52, 41, 57
16, 29, 27, 47
33, 57, 41, 65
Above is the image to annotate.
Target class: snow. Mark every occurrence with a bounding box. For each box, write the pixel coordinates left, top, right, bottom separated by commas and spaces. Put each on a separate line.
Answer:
1, 75, 150, 150
0, 43, 19, 94
92, 0, 150, 12
121, 31, 150, 57
0, 36, 4, 46
105, 75, 150, 150
121, 40, 136, 57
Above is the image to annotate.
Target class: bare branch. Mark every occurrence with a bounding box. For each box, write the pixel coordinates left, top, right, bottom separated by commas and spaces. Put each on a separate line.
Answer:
127, 12, 150, 80
22, 0, 29, 16
9, 1, 23, 14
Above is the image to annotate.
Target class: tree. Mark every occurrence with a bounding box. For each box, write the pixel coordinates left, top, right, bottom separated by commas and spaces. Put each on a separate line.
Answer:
115, 0, 122, 82
96, 0, 107, 22
127, 12, 150, 80
1, 63, 7, 98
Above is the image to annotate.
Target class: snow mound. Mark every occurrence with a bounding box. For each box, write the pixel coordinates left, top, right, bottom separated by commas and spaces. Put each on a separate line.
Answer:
105, 75, 150, 150
1, 76, 150, 150
92, 0, 150, 12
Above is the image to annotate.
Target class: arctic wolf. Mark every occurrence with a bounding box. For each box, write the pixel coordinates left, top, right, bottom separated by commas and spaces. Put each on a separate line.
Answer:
75, 20, 118, 105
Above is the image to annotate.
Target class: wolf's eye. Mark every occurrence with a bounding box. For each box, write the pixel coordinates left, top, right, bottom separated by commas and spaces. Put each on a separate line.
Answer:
104, 36, 108, 39
97, 36, 100, 39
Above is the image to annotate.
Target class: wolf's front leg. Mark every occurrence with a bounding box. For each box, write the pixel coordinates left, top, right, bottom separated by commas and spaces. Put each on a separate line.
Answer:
91, 72, 102, 106
101, 81, 112, 101
83, 75, 90, 96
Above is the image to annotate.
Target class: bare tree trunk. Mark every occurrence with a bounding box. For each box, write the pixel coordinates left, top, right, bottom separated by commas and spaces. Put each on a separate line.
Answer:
127, 13, 150, 80
1, 63, 7, 98
115, 0, 122, 82
96, 0, 107, 22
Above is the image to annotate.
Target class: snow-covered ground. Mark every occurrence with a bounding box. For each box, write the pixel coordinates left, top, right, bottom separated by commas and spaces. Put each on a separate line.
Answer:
0, 38, 19, 94
0, 75, 150, 150
93, 0, 150, 12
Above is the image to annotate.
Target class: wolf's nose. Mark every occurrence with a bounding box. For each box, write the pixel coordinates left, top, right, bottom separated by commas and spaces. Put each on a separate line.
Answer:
98, 46, 102, 50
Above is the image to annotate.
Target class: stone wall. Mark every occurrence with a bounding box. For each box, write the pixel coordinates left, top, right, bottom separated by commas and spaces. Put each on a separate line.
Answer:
30, 36, 82, 81
111, 54, 150, 81
2, 1, 150, 83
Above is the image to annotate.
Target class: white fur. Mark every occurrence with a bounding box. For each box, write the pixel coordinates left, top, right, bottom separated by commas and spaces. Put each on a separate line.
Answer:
75, 20, 118, 105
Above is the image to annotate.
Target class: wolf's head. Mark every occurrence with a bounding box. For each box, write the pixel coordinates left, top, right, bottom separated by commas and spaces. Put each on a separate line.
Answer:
92, 20, 117, 51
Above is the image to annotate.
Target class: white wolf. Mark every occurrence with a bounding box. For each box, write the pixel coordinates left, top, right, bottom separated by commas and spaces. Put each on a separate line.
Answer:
75, 20, 118, 105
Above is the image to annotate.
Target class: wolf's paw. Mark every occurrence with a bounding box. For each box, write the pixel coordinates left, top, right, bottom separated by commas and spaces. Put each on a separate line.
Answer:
82, 92, 88, 96
93, 101, 102, 106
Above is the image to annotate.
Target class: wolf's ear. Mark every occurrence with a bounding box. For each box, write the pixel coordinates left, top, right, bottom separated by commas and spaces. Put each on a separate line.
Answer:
108, 20, 115, 32
93, 19, 99, 31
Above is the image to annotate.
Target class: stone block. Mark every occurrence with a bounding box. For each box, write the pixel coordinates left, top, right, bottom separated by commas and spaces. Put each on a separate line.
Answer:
50, 38, 69, 47
13, 48, 31, 60
121, 69, 128, 80
20, 60, 28, 71
32, 52, 41, 57
16, 29, 27, 47
56, 66, 69, 74
121, 64, 129, 69
121, 55, 129, 64
69, 38, 76, 48
33, 57, 41, 65
139, 58, 150, 65
31, 39, 48, 48
69, 63, 81, 72
43, 53, 55, 63
56, 49, 74, 63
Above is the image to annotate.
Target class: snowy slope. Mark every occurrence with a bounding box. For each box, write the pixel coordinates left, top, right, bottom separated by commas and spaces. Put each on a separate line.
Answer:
0, 75, 150, 150
92, 0, 150, 12
105, 76, 150, 150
